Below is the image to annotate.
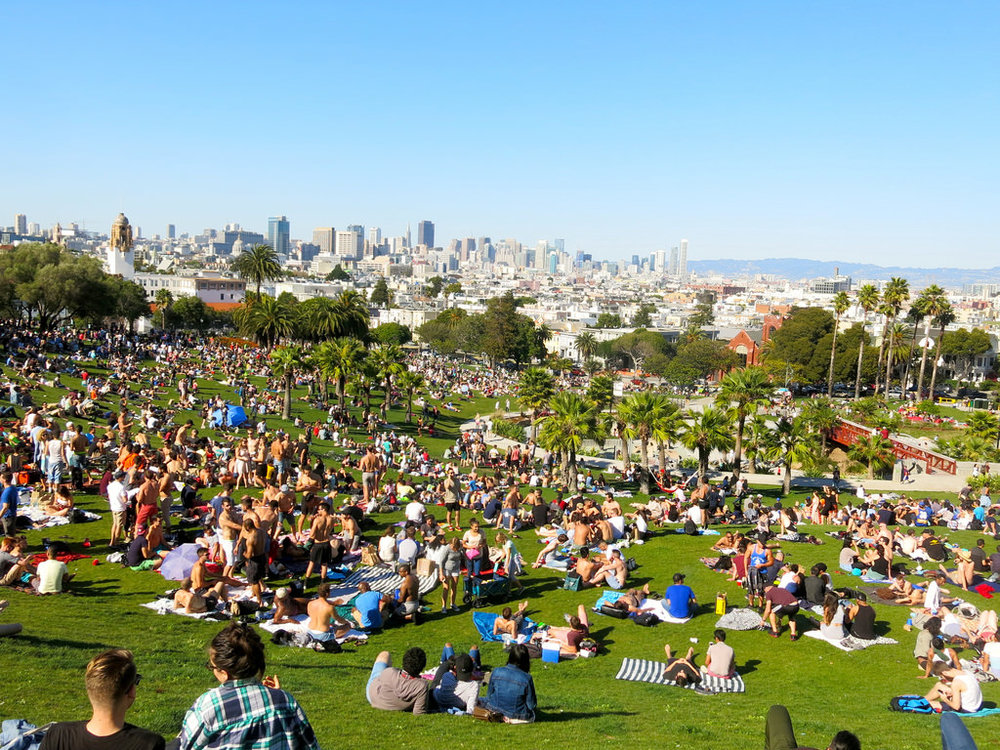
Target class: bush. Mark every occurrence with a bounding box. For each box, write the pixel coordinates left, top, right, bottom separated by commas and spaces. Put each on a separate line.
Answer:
679, 458, 699, 471
491, 418, 525, 443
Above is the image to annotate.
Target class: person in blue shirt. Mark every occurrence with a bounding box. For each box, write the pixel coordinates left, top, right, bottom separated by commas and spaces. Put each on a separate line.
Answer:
0, 473, 18, 537
664, 572, 696, 619
483, 643, 536, 723
352, 581, 387, 630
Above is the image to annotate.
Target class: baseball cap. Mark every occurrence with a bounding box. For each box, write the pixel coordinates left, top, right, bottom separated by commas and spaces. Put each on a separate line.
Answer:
453, 653, 474, 680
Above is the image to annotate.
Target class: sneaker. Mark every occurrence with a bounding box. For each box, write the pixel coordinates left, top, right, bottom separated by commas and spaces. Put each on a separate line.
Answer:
770, 630, 780, 638
790, 634, 800, 642
441, 606, 449, 613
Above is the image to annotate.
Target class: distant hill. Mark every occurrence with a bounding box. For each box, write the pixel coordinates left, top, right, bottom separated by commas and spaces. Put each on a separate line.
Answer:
688, 258, 1000, 287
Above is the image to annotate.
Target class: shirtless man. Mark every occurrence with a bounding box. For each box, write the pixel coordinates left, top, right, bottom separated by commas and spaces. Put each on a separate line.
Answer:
190, 546, 241, 595
533, 534, 569, 569
241, 518, 267, 607
492, 600, 529, 637
592, 549, 628, 589
575, 548, 599, 587
297, 493, 320, 535
396, 563, 419, 620
570, 511, 592, 549
157, 463, 176, 531
295, 466, 322, 494
173, 576, 225, 613
304, 503, 335, 583
276, 485, 296, 532
601, 493, 622, 519
270, 434, 286, 484
359, 448, 380, 504
306, 582, 353, 643
217, 497, 243, 579
133, 471, 160, 534
271, 586, 310, 625
174, 419, 194, 447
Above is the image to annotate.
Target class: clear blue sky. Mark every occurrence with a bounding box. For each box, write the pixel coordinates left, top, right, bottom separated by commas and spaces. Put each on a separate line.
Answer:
4, 1, 998, 266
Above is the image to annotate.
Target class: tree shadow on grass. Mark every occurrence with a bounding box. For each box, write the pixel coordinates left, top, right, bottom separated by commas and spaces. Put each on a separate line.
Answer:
11, 633, 111, 651
539, 709, 637, 722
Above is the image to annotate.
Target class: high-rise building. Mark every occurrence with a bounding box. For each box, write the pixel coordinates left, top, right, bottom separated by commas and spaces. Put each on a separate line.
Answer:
417, 220, 434, 248
346, 225, 365, 257
28, 222, 40, 236
368, 226, 382, 246
406, 224, 412, 248
654, 249, 667, 274
552, 238, 565, 252
312, 227, 335, 255
167, 223, 176, 239
14, 214, 27, 235
267, 216, 290, 256
669, 247, 679, 275
678, 239, 688, 278
335, 230, 360, 259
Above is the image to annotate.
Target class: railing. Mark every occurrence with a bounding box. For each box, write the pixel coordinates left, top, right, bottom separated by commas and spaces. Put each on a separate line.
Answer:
830, 419, 957, 475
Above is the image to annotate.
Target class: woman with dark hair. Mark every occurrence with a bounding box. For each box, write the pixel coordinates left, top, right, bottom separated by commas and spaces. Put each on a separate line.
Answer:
177, 623, 319, 749
482, 643, 536, 723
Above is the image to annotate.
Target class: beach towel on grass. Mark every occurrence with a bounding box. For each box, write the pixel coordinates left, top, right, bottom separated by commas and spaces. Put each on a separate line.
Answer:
141, 585, 255, 620
635, 598, 690, 624
615, 658, 745, 694
715, 608, 764, 631
257, 614, 368, 646
340, 565, 438, 596
804, 630, 898, 652
472, 611, 538, 642
594, 591, 625, 610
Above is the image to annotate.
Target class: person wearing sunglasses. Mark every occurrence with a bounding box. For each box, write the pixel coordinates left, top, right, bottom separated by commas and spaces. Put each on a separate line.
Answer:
40, 648, 164, 749
177, 622, 318, 750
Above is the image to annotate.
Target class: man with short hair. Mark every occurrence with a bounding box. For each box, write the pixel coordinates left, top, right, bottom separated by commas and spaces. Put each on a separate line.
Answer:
352, 580, 387, 630
306, 583, 353, 643
0, 473, 18, 537
396, 564, 419, 620
304, 502, 335, 583
664, 572, 696, 619
106, 470, 129, 548
39, 648, 164, 749
702, 629, 735, 679
36, 545, 73, 594
762, 584, 800, 640
366, 647, 430, 714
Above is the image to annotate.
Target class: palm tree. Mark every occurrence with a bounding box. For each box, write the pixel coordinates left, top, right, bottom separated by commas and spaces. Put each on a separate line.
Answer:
269, 345, 303, 420
154, 288, 173, 330
967, 411, 1000, 442
915, 285, 948, 400
680, 407, 734, 480
332, 290, 372, 342
765, 417, 818, 495
928, 303, 956, 401
854, 285, 880, 399
298, 297, 344, 342
800, 397, 839, 455
587, 374, 615, 412
872, 301, 893, 394
575, 331, 598, 362
518, 367, 556, 444
234, 294, 296, 349
826, 291, 850, 396
536, 392, 603, 492
231, 243, 283, 302
744, 413, 770, 473
309, 340, 337, 401
883, 322, 910, 391
848, 433, 895, 479
328, 337, 366, 409
372, 344, 405, 418
880, 277, 910, 397
900, 303, 926, 395
716, 366, 774, 480
618, 393, 681, 494
396, 370, 425, 423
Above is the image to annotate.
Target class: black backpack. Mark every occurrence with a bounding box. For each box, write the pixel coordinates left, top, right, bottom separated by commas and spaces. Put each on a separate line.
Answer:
684, 519, 699, 536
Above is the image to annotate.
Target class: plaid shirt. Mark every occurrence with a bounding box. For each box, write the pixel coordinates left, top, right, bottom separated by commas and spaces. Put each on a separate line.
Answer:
178, 679, 319, 750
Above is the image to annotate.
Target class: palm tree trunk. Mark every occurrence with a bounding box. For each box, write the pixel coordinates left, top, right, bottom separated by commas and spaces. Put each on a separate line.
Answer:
854, 316, 867, 400
658, 441, 666, 477
530, 410, 538, 445
901, 323, 920, 395
639, 439, 650, 495
337, 378, 346, 409
405, 393, 413, 423
567, 449, 578, 492
783, 458, 792, 495
883, 314, 897, 398
929, 327, 946, 399
282, 375, 292, 420
917, 318, 932, 399
874, 320, 887, 395
619, 430, 630, 471
732, 414, 745, 481
868, 459, 875, 480
699, 446, 709, 479
826, 315, 840, 397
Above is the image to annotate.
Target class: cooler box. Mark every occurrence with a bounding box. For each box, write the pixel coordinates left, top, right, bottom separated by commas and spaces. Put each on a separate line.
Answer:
541, 640, 560, 663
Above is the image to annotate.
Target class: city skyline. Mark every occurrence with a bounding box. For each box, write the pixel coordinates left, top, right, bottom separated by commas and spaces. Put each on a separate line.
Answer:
2, 2, 998, 265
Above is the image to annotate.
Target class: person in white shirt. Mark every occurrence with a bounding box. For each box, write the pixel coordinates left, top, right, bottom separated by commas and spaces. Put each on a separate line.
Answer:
36, 546, 72, 594
404, 500, 425, 524
702, 630, 735, 679
106, 470, 129, 547
924, 664, 982, 713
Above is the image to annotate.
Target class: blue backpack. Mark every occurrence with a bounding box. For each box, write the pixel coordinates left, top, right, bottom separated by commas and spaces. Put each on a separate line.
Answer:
889, 695, 935, 713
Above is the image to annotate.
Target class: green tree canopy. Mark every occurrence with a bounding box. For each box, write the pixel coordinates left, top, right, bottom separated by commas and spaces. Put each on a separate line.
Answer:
595, 312, 623, 329
370, 277, 392, 309
372, 322, 412, 346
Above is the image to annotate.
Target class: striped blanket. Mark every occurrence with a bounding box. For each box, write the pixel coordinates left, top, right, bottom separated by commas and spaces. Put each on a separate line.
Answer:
615, 658, 746, 694
341, 565, 439, 596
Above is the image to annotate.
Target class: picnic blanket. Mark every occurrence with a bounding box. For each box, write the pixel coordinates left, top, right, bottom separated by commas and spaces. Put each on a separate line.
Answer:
639, 598, 690, 624
140, 585, 256, 620
257, 615, 369, 646
803, 630, 898, 652
594, 591, 625, 609
342, 565, 438, 596
18, 505, 101, 528
715, 608, 764, 631
541, 555, 572, 571
471, 611, 538, 642
615, 658, 745, 694
28, 552, 90, 566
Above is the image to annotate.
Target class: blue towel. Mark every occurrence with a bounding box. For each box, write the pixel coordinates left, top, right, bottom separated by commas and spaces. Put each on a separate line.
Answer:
471, 611, 537, 642
594, 590, 626, 609
946, 707, 1000, 718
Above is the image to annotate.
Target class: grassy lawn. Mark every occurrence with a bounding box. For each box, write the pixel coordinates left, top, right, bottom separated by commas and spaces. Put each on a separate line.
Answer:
1, 360, 996, 749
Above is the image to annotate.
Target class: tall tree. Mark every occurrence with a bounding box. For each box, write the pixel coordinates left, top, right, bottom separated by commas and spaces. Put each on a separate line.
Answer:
536, 392, 603, 492
372, 344, 405, 418
396, 370, 425, 423
800, 397, 839, 455
848, 433, 895, 479
716, 366, 774, 480
329, 337, 367, 408
518, 368, 556, 444
575, 331, 598, 362
618, 393, 681, 494
879, 277, 909, 397
915, 285, 948, 399
234, 294, 296, 348
853, 285, 880, 399
826, 291, 851, 396
928, 302, 956, 400
765, 417, 817, 495
231, 243, 282, 302
154, 288, 173, 330
680, 407, 734, 480
370, 277, 392, 309
269, 345, 303, 420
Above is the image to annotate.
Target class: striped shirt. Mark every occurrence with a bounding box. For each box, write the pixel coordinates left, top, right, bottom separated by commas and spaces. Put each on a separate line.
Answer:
178, 679, 319, 750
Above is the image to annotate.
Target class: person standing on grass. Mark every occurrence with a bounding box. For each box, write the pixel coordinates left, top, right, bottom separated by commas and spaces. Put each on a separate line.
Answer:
40, 649, 164, 750
178, 623, 319, 750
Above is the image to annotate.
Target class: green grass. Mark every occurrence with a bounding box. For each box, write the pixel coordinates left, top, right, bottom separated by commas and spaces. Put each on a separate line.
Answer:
1, 362, 997, 749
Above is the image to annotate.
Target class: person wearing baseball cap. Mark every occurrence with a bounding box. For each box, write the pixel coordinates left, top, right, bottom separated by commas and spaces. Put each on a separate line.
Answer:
432, 652, 481, 714
665, 573, 696, 620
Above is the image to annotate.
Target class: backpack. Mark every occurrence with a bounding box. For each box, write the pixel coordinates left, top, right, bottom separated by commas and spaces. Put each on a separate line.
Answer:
626, 557, 639, 572
684, 519, 699, 536
889, 695, 935, 713
633, 612, 659, 627
563, 572, 582, 591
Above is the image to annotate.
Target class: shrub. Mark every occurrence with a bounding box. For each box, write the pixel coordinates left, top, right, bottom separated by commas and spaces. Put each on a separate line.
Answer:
491, 418, 526, 443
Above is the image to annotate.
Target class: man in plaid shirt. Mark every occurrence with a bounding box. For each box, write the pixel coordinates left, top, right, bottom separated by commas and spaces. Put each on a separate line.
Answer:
178, 623, 318, 750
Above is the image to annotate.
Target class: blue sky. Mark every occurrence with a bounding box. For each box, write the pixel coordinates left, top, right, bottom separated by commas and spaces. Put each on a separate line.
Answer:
3, 1, 998, 265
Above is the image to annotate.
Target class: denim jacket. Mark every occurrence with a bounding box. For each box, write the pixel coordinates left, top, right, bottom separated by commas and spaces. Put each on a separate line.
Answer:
484, 664, 536, 722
